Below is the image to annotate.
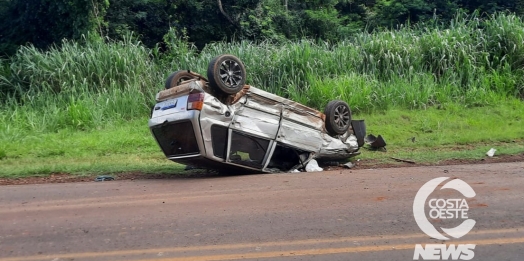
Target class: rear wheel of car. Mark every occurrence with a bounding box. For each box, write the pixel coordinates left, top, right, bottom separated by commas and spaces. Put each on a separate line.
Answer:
165, 70, 196, 89
324, 100, 351, 136
207, 54, 246, 95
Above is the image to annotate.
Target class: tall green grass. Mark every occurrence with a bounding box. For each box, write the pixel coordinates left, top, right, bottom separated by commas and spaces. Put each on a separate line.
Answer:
1, 13, 523, 137
1, 35, 162, 135
161, 13, 524, 111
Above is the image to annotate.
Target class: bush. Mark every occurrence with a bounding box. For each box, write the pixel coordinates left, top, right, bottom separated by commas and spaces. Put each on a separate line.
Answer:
1, 12, 523, 134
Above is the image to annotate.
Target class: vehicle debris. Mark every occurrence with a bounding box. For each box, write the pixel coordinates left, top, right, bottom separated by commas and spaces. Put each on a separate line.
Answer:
94, 175, 115, 182
486, 148, 496, 157
305, 159, 323, 172
365, 134, 387, 150
148, 54, 366, 173
351, 120, 366, 147
390, 157, 416, 164
343, 162, 355, 169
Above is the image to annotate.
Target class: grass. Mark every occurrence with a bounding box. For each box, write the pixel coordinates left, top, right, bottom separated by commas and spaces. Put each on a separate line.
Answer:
0, 119, 185, 178
356, 100, 524, 163
362, 100, 524, 149
1, 100, 523, 178
1, 13, 524, 178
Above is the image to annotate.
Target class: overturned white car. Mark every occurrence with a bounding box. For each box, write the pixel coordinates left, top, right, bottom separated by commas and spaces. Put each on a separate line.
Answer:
149, 55, 366, 173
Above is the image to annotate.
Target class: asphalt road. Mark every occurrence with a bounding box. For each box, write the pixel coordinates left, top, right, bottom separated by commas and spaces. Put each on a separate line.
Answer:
1, 162, 523, 261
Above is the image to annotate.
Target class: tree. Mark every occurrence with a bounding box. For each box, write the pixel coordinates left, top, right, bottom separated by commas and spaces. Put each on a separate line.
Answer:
373, 0, 434, 27
457, 0, 517, 14
0, 0, 109, 56
517, 0, 524, 16
104, 0, 172, 48
162, 0, 235, 48
2, 0, 522, 56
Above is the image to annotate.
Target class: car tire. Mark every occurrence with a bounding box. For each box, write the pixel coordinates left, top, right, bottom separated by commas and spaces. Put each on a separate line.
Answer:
207, 54, 246, 95
324, 100, 352, 136
165, 70, 196, 89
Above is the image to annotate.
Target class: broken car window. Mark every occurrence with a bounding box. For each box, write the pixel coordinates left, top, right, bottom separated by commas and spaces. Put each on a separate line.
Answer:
151, 121, 200, 157
229, 131, 270, 168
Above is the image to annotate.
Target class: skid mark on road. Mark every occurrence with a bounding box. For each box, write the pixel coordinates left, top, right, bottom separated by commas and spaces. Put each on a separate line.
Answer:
1, 228, 522, 261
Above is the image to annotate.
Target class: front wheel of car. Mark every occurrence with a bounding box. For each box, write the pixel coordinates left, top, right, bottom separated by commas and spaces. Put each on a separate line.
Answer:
165, 70, 196, 89
207, 54, 246, 95
324, 100, 351, 136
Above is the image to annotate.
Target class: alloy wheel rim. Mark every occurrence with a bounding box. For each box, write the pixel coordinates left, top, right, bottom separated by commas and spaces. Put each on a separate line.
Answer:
219, 60, 243, 88
334, 105, 350, 129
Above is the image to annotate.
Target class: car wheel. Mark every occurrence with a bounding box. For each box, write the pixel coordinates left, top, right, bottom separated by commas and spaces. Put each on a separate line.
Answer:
165, 70, 196, 89
207, 54, 246, 95
324, 100, 351, 136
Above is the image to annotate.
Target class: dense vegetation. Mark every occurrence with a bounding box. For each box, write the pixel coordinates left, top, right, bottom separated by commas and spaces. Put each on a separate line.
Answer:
0, 1, 523, 135
1, 12, 523, 137
1, 0, 523, 55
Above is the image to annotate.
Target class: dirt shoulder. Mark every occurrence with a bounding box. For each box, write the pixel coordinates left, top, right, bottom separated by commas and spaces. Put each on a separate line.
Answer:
1, 152, 523, 186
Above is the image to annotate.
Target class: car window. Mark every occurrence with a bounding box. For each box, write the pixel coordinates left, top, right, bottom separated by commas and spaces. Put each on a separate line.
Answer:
229, 131, 270, 168
267, 143, 309, 171
151, 121, 199, 157
211, 125, 228, 159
